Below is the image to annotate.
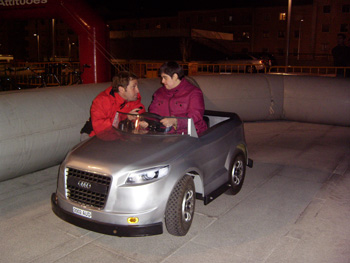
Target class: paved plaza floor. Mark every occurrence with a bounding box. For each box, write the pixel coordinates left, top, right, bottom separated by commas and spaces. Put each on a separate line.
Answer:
1, 121, 349, 263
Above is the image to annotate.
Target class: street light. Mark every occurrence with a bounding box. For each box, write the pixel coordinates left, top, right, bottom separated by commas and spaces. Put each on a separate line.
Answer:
33, 33, 40, 61
285, 0, 292, 67
297, 19, 304, 60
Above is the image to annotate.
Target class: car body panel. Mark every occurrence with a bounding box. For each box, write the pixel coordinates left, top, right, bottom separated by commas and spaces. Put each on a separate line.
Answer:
214, 53, 266, 71
52, 110, 251, 236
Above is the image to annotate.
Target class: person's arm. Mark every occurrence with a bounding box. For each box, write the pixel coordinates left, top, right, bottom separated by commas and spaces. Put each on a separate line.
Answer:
148, 92, 161, 115
90, 97, 113, 135
177, 88, 205, 131
129, 105, 145, 114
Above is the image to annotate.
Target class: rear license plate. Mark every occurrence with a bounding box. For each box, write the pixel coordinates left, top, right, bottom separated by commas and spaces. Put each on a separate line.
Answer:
73, 207, 92, 219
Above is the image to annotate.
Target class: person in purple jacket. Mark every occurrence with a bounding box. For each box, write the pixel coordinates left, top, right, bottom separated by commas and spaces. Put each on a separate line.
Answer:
149, 61, 207, 135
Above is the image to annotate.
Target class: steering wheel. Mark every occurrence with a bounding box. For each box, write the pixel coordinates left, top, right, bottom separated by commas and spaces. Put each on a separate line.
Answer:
140, 112, 172, 133
117, 118, 135, 132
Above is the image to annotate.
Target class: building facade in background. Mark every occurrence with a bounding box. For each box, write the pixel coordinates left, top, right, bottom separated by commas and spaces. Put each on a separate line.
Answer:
0, 18, 79, 62
108, 0, 350, 65
0, 0, 349, 65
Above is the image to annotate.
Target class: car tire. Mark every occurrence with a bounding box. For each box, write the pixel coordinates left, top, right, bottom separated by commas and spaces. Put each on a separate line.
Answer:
165, 175, 195, 236
229, 153, 246, 195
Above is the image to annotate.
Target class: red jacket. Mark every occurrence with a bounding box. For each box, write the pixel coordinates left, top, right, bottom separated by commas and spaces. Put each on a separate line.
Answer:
90, 86, 145, 136
149, 78, 207, 135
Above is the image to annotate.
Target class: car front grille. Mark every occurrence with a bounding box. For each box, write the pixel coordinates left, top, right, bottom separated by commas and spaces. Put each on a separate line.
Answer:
65, 167, 111, 209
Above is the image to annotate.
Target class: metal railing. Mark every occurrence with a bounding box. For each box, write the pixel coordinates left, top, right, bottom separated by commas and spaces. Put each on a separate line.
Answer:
195, 63, 267, 75
2, 61, 349, 91
268, 65, 350, 78
111, 61, 191, 78
111, 60, 350, 78
111, 60, 267, 78
0, 62, 81, 91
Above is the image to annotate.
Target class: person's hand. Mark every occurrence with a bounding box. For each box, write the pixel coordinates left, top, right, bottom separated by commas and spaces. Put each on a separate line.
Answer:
160, 118, 177, 129
138, 120, 149, 129
128, 108, 142, 120
129, 107, 142, 115
133, 120, 148, 134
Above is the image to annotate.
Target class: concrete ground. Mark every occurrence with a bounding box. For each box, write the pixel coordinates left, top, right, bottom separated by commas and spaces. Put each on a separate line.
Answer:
1, 121, 349, 263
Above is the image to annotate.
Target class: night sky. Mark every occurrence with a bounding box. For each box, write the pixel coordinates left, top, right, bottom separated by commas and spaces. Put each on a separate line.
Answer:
84, 0, 314, 20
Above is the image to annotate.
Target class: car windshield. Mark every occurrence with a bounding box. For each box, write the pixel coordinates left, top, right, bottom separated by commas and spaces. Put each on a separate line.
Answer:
112, 112, 198, 137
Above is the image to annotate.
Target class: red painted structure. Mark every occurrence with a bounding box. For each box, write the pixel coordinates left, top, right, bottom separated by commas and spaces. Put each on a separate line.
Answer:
0, 0, 110, 83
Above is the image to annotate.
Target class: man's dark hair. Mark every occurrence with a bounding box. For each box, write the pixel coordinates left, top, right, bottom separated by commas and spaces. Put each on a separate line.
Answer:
112, 71, 138, 92
159, 61, 185, 80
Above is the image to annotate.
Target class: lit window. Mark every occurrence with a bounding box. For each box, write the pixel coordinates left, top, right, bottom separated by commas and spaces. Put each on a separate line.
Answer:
243, 32, 250, 39
279, 13, 286, 21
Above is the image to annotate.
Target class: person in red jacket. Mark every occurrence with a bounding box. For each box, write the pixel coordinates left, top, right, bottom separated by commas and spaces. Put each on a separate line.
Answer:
80, 71, 145, 140
149, 61, 207, 135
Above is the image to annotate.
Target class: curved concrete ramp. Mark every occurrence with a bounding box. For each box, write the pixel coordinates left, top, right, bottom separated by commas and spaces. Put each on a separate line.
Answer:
193, 74, 350, 125
193, 74, 285, 121
282, 76, 350, 126
0, 75, 349, 181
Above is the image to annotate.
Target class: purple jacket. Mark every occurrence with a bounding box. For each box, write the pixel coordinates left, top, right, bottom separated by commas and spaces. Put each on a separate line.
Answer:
149, 78, 207, 135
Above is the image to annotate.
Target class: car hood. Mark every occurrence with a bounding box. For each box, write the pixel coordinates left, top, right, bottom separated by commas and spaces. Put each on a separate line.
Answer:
65, 128, 196, 176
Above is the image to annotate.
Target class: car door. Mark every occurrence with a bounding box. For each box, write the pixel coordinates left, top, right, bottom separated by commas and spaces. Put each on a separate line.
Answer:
187, 118, 242, 195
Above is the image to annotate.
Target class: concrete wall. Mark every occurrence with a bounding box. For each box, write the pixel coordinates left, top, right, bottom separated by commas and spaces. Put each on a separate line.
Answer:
0, 74, 349, 181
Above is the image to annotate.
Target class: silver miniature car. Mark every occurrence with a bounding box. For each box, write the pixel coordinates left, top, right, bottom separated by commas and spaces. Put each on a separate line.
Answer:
51, 110, 253, 236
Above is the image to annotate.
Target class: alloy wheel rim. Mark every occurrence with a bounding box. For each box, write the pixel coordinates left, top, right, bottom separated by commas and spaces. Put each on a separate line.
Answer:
232, 160, 243, 185
182, 189, 194, 222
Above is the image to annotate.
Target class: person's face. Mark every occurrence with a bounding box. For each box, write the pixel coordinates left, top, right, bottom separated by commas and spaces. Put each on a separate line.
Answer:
119, 79, 139, 101
161, 73, 181, 90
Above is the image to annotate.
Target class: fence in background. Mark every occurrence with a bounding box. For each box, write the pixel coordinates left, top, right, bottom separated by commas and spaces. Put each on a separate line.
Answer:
268, 65, 350, 78
1, 61, 349, 91
0, 62, 81, 91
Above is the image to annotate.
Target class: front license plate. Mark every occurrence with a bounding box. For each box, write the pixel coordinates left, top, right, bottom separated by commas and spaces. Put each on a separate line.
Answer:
73, 207, 92, 219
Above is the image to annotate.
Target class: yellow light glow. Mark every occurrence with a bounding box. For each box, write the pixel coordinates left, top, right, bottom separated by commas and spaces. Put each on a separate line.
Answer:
127, 217, 139, 224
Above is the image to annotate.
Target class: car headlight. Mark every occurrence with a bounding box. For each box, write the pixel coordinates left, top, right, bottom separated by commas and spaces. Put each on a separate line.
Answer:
126, 166, 169, 184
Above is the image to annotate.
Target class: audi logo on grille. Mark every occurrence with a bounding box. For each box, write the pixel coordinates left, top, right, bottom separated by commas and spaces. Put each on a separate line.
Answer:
78, 180, 92, 189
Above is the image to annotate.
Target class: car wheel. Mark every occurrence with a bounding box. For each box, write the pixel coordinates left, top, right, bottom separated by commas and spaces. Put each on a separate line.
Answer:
165, 175, 195, 236
229, 153, 246, 195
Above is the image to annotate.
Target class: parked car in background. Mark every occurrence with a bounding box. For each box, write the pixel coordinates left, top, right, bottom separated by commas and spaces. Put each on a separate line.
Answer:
251, 52, 277, 70
213, 53, 267, 73
51, 110, 253, 237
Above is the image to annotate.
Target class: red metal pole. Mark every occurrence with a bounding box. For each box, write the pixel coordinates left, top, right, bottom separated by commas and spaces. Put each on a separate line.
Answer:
0, 0, 110, 84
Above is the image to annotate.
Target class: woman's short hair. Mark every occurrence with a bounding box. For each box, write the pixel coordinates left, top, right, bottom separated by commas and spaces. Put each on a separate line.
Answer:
159, 61, 185, 80
112, 71, 138, 92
